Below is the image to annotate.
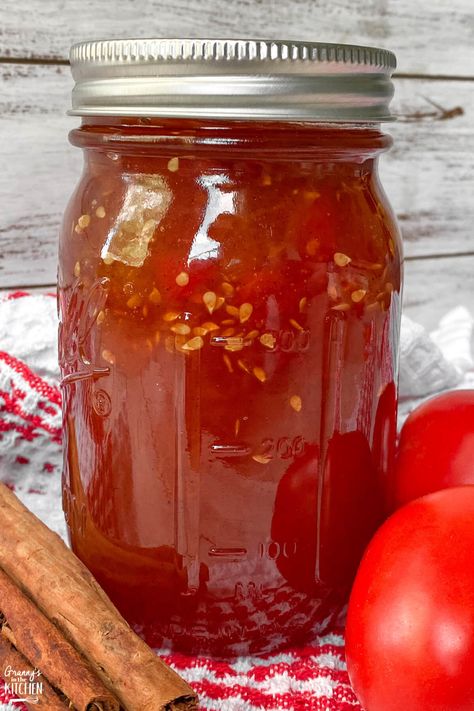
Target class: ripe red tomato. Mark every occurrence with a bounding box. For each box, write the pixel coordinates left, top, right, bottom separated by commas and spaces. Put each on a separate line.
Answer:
393, 389, 474, 509
345, 486, 474, 711
271, 432, 383, 594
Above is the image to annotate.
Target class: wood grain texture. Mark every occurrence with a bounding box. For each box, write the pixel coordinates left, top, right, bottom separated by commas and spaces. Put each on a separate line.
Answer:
381, 79, 474, 256
1, 0, 473, 76
0, 65, 77, 286
1, 63, 473, 286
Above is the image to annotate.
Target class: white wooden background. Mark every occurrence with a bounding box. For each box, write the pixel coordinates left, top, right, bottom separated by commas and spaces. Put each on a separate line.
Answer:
0, 0, 473, 329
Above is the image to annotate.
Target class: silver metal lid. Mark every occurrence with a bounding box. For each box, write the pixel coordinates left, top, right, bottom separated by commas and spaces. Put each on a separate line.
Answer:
69, 38, 397, 122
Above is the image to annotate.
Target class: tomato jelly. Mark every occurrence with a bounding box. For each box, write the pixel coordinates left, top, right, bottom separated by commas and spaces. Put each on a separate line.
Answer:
60, 39, 401, 656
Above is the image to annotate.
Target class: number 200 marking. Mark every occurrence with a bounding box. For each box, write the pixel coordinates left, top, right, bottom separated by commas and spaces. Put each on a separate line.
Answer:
261, 436, 306, 460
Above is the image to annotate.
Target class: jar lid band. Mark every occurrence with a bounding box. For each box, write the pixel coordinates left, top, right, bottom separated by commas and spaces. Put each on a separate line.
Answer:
69, 38, 397, 123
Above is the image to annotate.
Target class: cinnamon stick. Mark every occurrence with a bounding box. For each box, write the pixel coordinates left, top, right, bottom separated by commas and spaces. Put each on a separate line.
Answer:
0, 635, 68, 710
0, 483, 198, 711
0, 566, 119, 711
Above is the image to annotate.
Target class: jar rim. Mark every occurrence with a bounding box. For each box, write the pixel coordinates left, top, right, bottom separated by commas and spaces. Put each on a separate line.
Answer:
69, 38, 397, 123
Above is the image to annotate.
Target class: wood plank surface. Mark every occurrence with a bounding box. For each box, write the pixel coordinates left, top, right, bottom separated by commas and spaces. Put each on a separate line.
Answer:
381, 79, 474, 256
1, 63, 473, 287
0, 65, 77, 286
1, 0, 473, 77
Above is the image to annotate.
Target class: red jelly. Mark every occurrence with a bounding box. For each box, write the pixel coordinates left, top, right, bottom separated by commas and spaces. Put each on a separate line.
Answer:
60, 39, 401, 656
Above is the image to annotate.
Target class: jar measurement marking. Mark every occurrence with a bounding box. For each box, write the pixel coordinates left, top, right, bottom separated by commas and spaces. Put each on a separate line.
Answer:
210, 336, 249, 349
259, 436, 307, 461
210, 437, 307, 461
61, 367, 110, 387
209, 443, 252, 458
258, 541, 297, 561
209, 329, 310, 353
208, 547, 247, 558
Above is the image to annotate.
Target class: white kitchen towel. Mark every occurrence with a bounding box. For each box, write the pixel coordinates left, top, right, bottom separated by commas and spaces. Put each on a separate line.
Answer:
398, 307, 474, 421
430, 306, 474, 374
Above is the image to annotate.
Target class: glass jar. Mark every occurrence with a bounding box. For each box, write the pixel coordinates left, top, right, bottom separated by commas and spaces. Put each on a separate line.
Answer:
60, 39, 402, 657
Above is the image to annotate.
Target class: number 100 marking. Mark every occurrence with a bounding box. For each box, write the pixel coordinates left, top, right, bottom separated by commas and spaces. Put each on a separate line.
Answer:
258, 541, 298, 560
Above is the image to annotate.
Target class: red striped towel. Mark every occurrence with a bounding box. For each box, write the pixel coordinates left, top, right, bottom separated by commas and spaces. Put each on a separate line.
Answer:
0, 290, 361, 710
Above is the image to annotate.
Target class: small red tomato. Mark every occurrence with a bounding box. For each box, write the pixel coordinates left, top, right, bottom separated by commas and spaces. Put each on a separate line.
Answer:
271, 433, 383, 595
345, 486, 474, 711
271, 445, 319, 594
394, 389, 474, 508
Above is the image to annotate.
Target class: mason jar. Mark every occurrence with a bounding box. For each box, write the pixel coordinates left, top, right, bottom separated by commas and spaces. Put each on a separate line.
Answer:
59, 38, 402, 657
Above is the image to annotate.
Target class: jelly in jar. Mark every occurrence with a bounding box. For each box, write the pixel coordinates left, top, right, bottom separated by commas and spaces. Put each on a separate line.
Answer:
60, 39, 402, 656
